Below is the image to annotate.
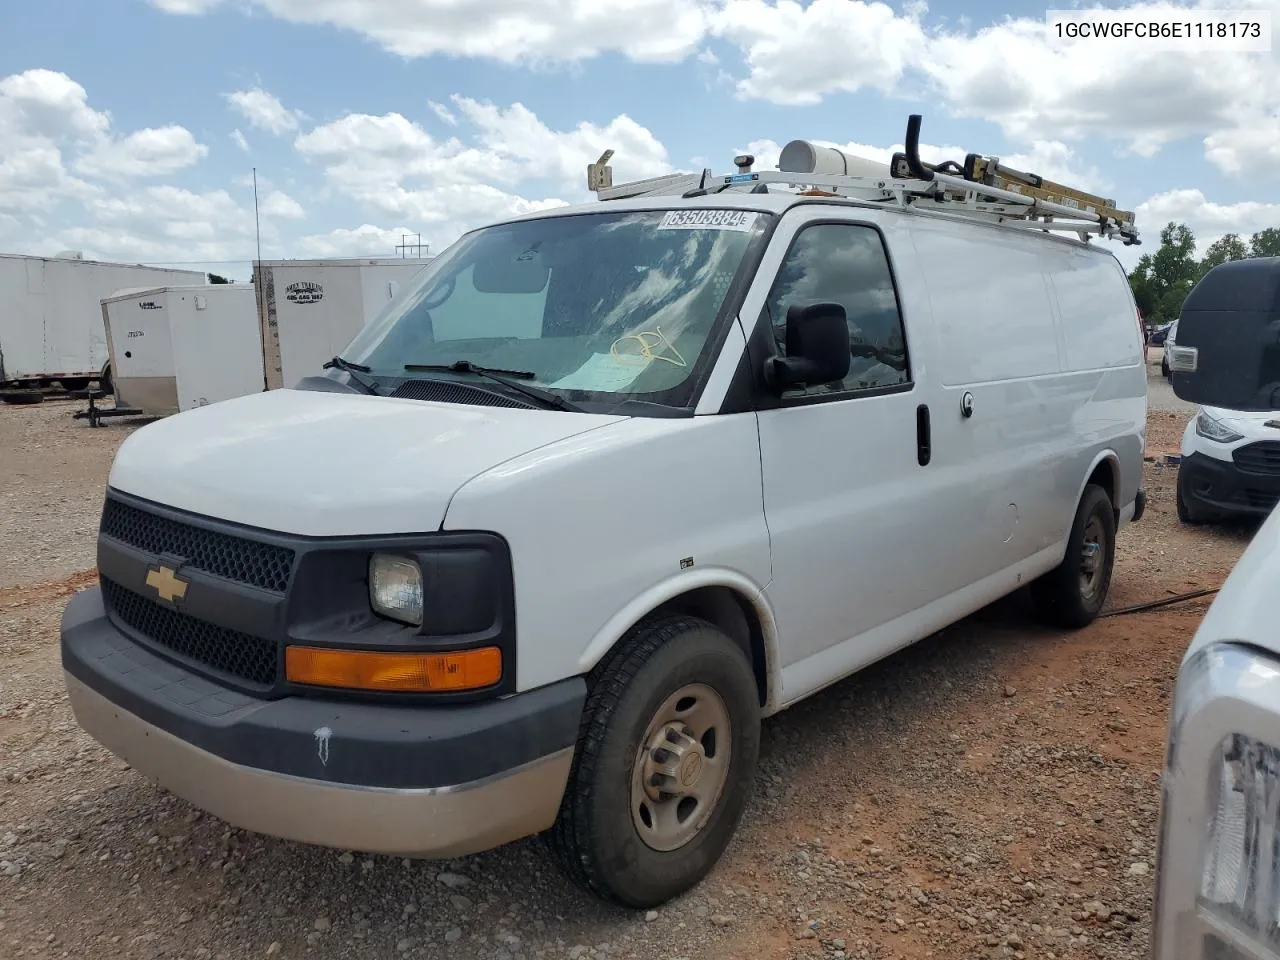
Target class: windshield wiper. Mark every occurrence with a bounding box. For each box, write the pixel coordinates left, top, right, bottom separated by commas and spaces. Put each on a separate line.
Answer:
403, 360, 582, 413
322, 356, 378, 394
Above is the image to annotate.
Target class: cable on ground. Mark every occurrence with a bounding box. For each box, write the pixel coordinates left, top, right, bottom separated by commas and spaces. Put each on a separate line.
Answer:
1099, 588, 1221, 618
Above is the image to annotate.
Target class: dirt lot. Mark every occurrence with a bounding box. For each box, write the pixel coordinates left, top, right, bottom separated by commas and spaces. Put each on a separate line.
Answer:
0, 366, 1261, 960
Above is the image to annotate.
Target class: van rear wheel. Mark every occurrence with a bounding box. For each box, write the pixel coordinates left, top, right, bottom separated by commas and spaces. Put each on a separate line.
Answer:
547, 615, 760, 909
1030, 483, 1116, 629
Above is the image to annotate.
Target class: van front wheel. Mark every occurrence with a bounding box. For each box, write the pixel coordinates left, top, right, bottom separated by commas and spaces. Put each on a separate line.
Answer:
1031, 483, 1116, 629
547, 616, 760, 909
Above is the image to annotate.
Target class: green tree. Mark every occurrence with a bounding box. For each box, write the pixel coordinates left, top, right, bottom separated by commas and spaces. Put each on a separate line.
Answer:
1250, 228, 1280, 259
1131, 221, 1280, 327
1128, 222, 1199, 324
207, 273, 232, 284
1200, 233, 1248, 271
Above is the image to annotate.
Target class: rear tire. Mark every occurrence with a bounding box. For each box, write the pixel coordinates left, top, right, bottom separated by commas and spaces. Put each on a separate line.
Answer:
1030, 483, 1116, 629
547, 615, 760, 909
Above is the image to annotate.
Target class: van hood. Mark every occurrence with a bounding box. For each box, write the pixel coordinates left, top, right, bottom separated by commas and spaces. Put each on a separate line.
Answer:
107, 388, 626, 536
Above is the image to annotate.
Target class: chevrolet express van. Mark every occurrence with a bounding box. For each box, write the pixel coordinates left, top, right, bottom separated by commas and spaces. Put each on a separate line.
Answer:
60, 125, 1148, 908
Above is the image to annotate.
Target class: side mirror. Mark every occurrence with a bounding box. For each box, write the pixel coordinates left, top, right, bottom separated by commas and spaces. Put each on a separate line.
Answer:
764, 301, 851, 391
1168, 257, 1280, 411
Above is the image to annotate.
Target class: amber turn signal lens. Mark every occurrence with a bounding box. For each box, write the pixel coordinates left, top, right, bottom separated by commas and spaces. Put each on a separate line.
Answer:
285, 645, 502, 693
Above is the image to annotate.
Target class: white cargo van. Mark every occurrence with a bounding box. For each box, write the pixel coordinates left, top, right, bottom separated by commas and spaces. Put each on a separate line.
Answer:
60, 116, 1148, 908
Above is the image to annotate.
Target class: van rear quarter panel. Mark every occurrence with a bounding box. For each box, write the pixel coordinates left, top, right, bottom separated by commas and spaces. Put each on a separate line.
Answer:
907, 217, 1145, 555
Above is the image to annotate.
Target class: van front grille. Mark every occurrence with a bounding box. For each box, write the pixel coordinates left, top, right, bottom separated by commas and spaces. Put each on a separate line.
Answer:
101, 577, 279, 688
100, 497, 295, 594
1233, 441, 1280, 476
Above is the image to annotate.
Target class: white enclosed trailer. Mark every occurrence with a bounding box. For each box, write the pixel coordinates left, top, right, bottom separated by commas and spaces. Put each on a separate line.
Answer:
101, 284, 264, 416
0, 252, 203, 391
253, 258, 433, 390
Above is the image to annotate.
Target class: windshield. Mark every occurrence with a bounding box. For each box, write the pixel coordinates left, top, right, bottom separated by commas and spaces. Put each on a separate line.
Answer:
341, 208, 772, 411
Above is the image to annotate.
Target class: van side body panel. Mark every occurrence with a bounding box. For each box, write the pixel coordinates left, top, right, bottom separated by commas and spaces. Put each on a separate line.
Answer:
908, 218, 1146, 553
748, 208, 1146, 708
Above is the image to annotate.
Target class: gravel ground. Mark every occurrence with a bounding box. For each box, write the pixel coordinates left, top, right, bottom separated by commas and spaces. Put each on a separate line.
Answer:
0, 398, 154, 590
0, 371, 1261, 960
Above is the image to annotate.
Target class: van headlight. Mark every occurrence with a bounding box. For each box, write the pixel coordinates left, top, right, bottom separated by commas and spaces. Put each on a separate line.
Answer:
1153, 643, 1280, 959
369, 553, 423, 626
1196, 411, 1244, 444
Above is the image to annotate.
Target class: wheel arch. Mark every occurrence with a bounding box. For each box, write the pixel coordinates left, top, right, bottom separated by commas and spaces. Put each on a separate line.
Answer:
576, 570, 780, 714
1078, 449, 1121, 522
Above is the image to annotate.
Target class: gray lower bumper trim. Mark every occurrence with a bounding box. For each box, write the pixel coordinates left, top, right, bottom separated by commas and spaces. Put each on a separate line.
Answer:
65, 672, 574, 859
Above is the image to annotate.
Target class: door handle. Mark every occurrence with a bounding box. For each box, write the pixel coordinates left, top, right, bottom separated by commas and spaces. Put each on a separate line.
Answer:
916, 403, 931, 466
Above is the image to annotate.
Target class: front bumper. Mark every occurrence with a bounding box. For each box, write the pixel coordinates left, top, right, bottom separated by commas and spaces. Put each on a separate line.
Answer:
1180, 451, 1280, 518
61, 587, 585, 858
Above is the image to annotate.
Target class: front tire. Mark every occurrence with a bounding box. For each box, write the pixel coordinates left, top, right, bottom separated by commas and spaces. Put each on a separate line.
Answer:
547, 616, 760, 909
1030, 483, 1116, 628
1176, 470, 1217, 525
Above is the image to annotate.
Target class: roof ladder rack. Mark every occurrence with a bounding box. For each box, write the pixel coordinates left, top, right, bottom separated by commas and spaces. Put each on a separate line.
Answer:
586, 115, 1140, 246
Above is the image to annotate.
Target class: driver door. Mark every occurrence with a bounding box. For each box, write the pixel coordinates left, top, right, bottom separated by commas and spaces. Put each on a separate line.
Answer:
751, 211, 965, 699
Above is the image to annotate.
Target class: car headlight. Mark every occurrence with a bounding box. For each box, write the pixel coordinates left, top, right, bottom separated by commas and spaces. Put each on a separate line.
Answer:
369, 553, 423, 626
1153, 643, 1280, 959
1196, 411, 1245, 444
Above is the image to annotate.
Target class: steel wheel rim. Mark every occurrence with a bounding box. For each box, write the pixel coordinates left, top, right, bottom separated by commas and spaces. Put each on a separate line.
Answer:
630, 683, 732, 853
1079, 514, 1106, 601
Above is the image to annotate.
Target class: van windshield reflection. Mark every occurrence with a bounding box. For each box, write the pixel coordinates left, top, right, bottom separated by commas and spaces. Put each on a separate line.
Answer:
340, 208, 771, 412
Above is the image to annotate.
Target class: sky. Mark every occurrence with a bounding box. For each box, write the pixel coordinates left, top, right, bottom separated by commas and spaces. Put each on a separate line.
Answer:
1, 0, 1278, 280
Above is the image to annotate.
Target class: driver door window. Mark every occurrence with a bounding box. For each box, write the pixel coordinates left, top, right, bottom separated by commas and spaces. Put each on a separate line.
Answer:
765, 223, 912, 397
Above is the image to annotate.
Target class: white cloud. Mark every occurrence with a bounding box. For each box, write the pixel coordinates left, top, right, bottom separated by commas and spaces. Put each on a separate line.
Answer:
709, 0, 1280, 174
149, 0, 224, 11
147, 1, 1280, 176
295, 224, 429, 259
0, 67, 265, 264
0, 69, 211, 216
51, 184, 266, 264
260, 189, 305, 219
450, 96, 672, 189
1139, 189, 1280, 251
715, 0, 927, 106
74, 125, 209, 179
224, 87, 306, 135
1203, 115, 1280, 176
230, 128, 250, 152
0, 68, 111, 143
186, 0, 716, 63
428, 101, 457, 126
0, 141, 99, 213
295, 99, 671, 250
1001, 141, 1108, 195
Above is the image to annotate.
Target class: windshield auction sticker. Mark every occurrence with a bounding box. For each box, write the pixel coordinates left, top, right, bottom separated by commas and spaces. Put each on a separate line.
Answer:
657, 210, 759, 231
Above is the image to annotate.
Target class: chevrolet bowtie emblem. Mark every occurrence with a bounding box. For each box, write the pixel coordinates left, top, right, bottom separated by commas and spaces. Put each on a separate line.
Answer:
145, 564, 189, 603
